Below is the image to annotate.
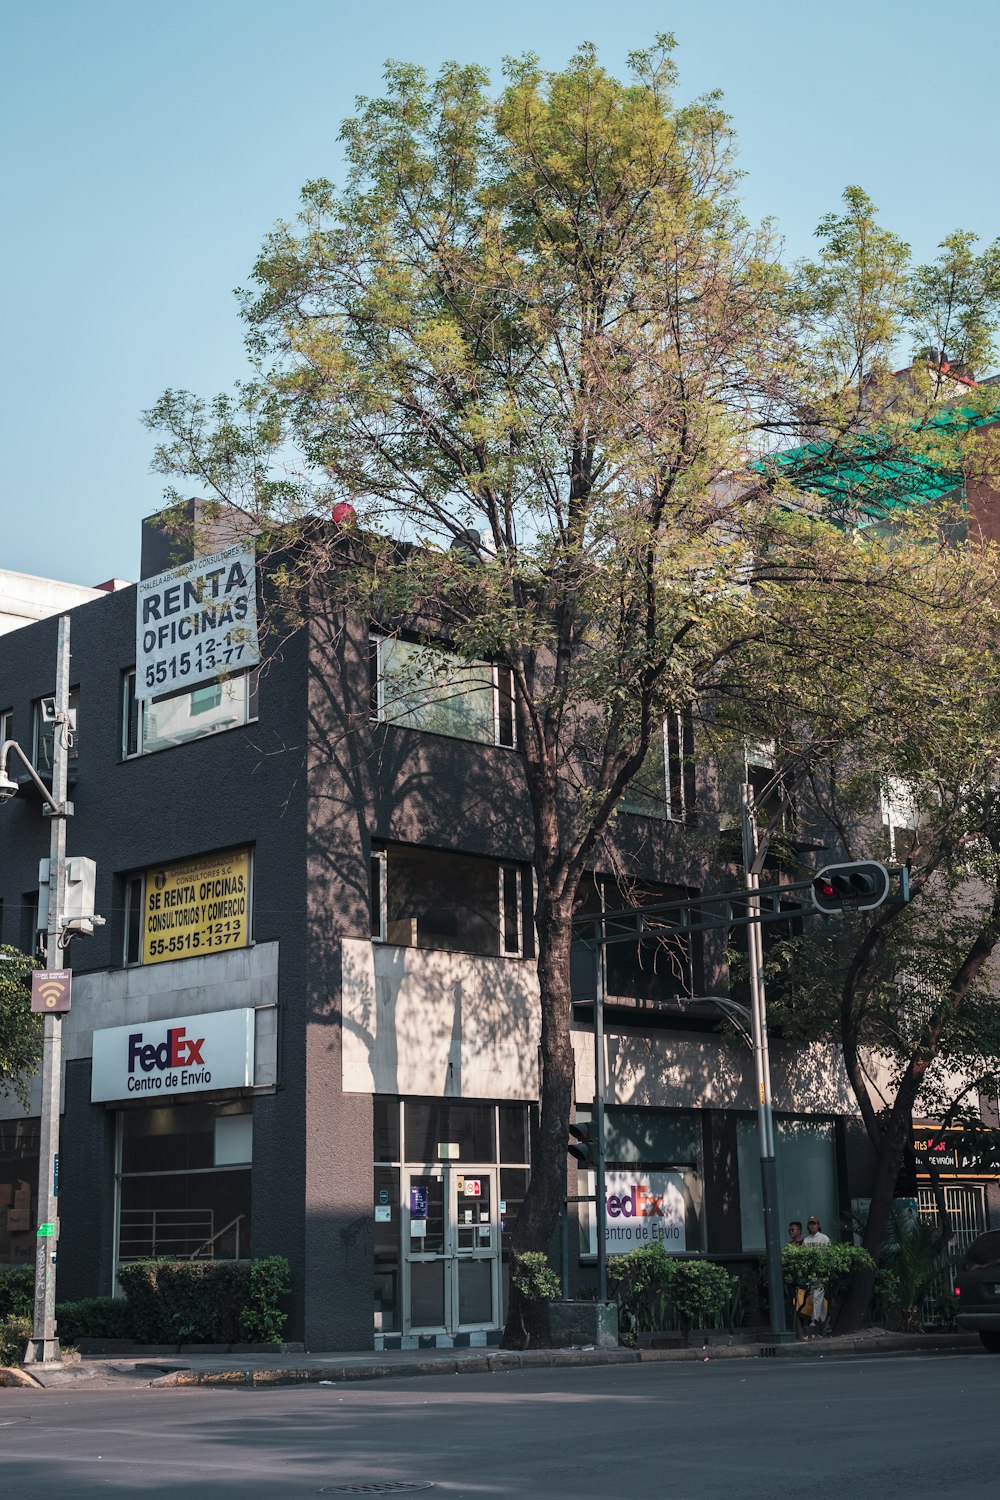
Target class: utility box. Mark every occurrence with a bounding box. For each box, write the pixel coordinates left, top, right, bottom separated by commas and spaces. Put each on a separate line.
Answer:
37, 856, 97, 937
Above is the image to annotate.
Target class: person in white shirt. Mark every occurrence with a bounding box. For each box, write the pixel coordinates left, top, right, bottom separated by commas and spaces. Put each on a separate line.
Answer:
804, 1215, 831, 1332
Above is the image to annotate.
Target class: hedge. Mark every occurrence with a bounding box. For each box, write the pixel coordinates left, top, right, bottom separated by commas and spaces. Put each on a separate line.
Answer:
0, 1266, 34, 1320
116, 1256, 290, 1344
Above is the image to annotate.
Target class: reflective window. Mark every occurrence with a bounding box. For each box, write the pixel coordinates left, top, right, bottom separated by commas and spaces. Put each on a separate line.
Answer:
0, 1119, 39, 1268
370, 634, 515, 748
737, 1115, 837, 1252
620, 712, 695, 821
117, 1102, 252, 1262
573, 876, 697, 1004
123, 668, 258, 757
371, 844, 530, 958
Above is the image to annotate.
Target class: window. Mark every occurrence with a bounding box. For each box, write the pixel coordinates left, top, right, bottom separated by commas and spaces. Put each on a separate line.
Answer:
370, 633, 515, 748
573, 876, 698, 1005
370, 844, 531, 958
620, 712, 695, 821
0, 708, 11, 747
882, 777, 918, 861
737, 1116, 837, 1253
123, 848, 253, 966
123, 669, 258, 757
32, 687, 79, 772
0, 1118, 39, 1266
117, 1102, 252, 1262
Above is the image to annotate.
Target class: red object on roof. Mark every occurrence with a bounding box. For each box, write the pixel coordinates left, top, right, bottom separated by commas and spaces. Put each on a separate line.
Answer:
331, 502, 357, 527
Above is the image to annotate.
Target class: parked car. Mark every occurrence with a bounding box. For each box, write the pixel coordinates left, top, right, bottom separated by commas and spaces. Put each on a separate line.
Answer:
956, 1232, 1000, 1351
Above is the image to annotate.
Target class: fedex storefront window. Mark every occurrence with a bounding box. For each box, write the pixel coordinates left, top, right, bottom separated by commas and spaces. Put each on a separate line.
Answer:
117, 1101, 252, 1263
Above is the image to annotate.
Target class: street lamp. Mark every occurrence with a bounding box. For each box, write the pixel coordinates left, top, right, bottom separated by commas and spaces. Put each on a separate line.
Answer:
0, 614, 73, 1366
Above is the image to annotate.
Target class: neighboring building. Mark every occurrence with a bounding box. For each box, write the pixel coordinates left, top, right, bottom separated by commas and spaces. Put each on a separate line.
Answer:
0, 507, 983, 1349
0, 568, 128, 637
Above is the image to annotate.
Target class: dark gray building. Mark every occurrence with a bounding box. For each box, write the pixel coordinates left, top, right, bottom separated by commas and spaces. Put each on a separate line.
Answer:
0, 513, 916, 1349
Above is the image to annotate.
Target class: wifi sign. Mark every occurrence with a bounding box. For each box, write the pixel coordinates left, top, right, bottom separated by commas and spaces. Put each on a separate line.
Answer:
30, 969, 72, 1014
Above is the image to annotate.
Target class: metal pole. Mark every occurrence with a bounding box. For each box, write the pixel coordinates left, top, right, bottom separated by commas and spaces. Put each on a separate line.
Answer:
741, 781, 788, 1339
593, 914, 609, 1303
24, 616, 70, 1366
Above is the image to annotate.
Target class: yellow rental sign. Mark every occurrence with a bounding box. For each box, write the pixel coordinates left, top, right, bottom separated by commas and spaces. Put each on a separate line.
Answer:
142, 848, 251, 965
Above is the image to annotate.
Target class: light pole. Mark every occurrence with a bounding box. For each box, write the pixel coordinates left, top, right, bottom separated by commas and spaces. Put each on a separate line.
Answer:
0, 615, 72, 1367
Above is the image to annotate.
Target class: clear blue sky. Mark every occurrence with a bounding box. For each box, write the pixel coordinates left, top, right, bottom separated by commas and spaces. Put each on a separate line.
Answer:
5, 0, 999, 586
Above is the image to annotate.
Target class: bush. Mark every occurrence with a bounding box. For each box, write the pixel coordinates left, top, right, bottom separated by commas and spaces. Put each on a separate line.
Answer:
510, 1251, 561, 1303
117, 1257, 291, 1345
609, 1247, 740, 1345
670, 1260, 739, 1334
0, 1315, 31, 1366
608, 1242, 676, 1341
782, 1242, 876, 1325
0, 1266, 34, 1320
241, 1257, 291, 1344
55, 1297, 135, 1343
118, 1260, 249, 1343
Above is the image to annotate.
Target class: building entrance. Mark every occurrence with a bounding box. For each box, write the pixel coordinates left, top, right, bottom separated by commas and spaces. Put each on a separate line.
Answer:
402, 1164, 499, 1336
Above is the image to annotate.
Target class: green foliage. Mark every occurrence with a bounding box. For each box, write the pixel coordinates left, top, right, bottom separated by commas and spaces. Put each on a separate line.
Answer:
0, 1265, 34, 1319
669, 1259, 739, 1332
241, 1256, 291, 1343
881, 1207, 941, 1327
117, 1257, 290, 1345
0, 944, 42, 1110
55, 1297, 135, 1342
510, 1251, 561, 1303
782, 1241, 876, 1318
0, 1315, 31, 1366
609, 1247, 740, 1343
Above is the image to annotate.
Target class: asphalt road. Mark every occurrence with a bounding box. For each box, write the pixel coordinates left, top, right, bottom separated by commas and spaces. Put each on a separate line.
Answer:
1, 1352, 996, 1499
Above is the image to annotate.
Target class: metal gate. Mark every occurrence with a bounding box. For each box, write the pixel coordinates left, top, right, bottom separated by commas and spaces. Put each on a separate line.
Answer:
917, 1185, 985, 1319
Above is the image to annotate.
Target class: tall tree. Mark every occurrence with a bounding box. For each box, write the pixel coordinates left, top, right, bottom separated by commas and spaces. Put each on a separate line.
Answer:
0, 945, 41, 1110
145, 40, 1000, 1342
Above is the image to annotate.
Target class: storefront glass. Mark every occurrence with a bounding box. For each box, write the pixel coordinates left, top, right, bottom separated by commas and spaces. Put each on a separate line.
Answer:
737, 1115, 838, 1250
0, 1119, 39, 1267
116, 1101, 252, 1263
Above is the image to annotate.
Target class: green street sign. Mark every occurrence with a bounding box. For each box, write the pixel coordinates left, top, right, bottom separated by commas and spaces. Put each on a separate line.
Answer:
37, 1222, 55, 1238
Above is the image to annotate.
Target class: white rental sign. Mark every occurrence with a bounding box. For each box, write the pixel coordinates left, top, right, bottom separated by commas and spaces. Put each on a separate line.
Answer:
135, 544, 259, 701
91, 1008, 256, 1102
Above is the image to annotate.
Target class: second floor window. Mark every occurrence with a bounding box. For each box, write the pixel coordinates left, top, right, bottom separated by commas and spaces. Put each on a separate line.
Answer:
123, 669, 258, 757
370, 633, 515, 748
370, 843, 531, 959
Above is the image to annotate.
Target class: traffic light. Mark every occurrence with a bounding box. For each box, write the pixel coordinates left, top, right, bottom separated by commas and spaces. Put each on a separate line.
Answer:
567, 1122, 595, 1165
811, 861, 891, 914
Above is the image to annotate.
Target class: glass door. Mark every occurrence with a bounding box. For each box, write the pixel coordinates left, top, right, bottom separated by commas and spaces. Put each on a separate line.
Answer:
452, 1168, 498, 1332
402, 1165, 499, 1335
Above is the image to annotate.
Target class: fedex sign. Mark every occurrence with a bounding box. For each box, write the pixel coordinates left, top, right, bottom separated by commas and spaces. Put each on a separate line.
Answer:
584, 1170, 686, 1257
91, 1009, 255, 1102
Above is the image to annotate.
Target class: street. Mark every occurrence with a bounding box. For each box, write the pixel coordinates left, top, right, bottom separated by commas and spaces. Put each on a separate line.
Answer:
0, 1352, 995, 1498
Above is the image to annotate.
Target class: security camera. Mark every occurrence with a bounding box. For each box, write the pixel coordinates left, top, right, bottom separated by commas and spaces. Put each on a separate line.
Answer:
0, 774, 19, 804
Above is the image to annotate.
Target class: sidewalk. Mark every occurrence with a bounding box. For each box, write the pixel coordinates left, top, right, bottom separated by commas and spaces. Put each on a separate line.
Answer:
3, 1328, 980, 1391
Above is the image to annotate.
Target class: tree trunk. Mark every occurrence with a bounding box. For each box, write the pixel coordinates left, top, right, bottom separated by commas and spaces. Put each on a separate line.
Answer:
836, 1074, 922, 1332
501, 896, 576, 1349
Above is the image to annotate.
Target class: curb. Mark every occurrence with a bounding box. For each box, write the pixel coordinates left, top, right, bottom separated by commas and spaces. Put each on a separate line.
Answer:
149, 1334, 977, 1389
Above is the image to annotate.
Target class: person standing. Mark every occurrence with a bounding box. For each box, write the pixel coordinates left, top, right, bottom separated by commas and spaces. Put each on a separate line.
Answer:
804, 1215, 831, 1332
788, 1221, 804, 1244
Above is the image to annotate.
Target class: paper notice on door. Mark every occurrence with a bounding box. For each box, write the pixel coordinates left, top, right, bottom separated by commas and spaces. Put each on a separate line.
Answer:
479, 1226, 491, 1239
410, 1220, 427, 1238
464, 1208, 473, 1223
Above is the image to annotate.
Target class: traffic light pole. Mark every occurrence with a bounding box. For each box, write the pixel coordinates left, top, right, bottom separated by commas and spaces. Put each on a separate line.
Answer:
24, 616, 71, 1367
742, 781, 789, 1340
593, 911, 609, 1303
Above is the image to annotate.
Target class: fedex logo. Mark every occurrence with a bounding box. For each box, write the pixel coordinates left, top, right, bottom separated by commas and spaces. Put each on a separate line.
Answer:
128, 1026, 205, 1073
606, 1184, 667, 1219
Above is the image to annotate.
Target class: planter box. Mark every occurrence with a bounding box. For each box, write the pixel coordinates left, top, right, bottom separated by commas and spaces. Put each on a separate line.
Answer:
548, 1300, 619, 1350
